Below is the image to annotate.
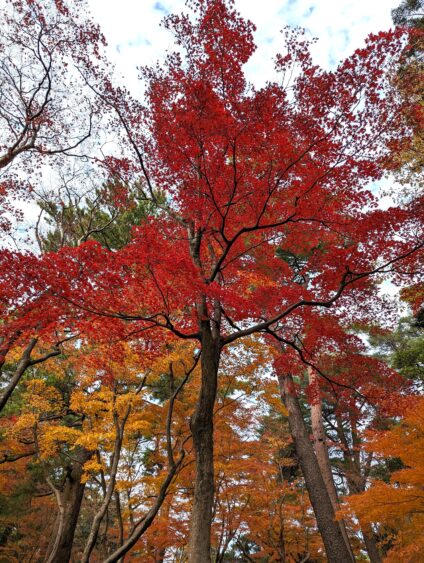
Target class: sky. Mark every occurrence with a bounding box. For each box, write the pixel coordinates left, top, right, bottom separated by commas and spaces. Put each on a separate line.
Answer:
88, 0, 402, 96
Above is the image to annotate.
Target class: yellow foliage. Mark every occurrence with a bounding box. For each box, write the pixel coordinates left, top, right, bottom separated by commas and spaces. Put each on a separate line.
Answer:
75, 428, 115, 450
11, 413, 37, 435
39, 425, 81, 459
24, 379, 62, 413
264, 394, 288, 417
70, 388, 114, 417
125, 418, 154, 436
81, 456, 104, 482
114, 392, 142, 417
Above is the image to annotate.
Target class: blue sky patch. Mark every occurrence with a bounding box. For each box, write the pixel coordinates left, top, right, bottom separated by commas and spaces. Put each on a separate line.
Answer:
153, 1, 167, 12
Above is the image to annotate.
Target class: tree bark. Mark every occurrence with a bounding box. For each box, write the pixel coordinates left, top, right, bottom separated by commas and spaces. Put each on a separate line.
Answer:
308, 369, 354, 559
114, 491, 125, 561
187, 321, 220, 563
362, 526, 382, 563
0, 338, 37, 412
45, 448, 91, 563
102, 454, 184, 563
103, 361, 191, 563
0, 337, 62, 413
278, 373, 354, 563
335, 415, 382, 563
81, 407, 130, 563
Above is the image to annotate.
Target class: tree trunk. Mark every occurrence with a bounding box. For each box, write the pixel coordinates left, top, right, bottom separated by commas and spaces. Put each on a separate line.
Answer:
188, 322, 220, 563
45, 448, 91, 563
308, 369, 354, 559
362, 526, 382, 563
81, 407, 130, 563
114, 491, 125, 562
278, 374, 354, 563
103, 454, 184, 563
0, 338, 37, 412
1, 337, 62, 413
335, 415, 382, 563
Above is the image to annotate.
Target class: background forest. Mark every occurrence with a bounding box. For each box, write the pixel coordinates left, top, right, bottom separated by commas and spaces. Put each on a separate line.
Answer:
0, 0, 423, 562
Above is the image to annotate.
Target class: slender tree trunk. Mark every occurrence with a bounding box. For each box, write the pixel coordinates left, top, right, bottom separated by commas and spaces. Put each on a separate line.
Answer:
278, 373, 354, 563
188, 321, 220, 563
362, 526, 382, 563
102, 455, 184, 563
45, 448, 91, 563
103, 361, 191, 563
0, 332, 21, 371
81, 407, 130, 563
114, 491, 125, 562
1, 337, 62, 413
155, 499, 170, 563
335, 415, 382, 563
0, 338, 37, 412
308, 369, 354, 559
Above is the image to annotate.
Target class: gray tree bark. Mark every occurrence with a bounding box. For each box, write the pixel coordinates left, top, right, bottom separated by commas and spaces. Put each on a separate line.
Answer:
278, 373, 354, 563
335, 414, 382, 563
188, 321, 220, 563
308, 368, 354, 560
45, 448, 91, 563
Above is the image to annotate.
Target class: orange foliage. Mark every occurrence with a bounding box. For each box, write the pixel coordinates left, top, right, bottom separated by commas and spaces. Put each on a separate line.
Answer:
344, 396, 424, 562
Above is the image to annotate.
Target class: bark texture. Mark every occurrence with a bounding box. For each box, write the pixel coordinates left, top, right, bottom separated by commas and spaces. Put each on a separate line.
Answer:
0, 338, 37, 412
308, 369, 354, 559
278, 373, 354, 563
362, 527, 383, 563
81, 407, 129, 563
0, 337, 62, 413
45, 448, 91, 563
103, 361, 191, 563
188, 322, 220, 563
335, 415, 382, 563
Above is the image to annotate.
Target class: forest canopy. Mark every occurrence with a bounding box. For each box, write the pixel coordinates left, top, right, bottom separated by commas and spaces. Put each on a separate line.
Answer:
0, 0, 423, 562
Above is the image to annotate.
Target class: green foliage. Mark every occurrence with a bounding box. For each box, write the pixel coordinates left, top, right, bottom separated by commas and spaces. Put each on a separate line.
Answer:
392, 0, 424, 30
39, 181, 163, 252
369, 456, 405, 483
369, 317, 424, 383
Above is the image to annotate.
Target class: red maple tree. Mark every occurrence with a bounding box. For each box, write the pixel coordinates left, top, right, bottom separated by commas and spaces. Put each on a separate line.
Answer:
1, 1, 423, 561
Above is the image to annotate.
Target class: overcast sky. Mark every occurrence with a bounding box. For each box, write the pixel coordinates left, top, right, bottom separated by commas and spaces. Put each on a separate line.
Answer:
88, 0, 401, 96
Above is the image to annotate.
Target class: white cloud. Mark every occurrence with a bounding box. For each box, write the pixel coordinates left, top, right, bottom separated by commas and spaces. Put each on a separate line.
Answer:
88, 0, 401, 94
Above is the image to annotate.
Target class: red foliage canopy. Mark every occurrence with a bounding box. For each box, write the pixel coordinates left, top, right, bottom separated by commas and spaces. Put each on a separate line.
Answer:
1, 0, 422, 368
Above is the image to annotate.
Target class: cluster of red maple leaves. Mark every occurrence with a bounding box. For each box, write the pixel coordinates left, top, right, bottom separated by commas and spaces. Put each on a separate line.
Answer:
0, 0, 422, 561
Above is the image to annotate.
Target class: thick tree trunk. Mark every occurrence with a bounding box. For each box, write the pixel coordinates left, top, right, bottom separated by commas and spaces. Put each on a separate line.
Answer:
188, 322, 220, 563
308, 369, 354, 559
45, 448, 91, 563
278, 374, 354, 563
